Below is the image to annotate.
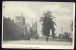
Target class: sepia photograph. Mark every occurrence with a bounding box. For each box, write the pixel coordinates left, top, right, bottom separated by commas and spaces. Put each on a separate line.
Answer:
2, 1, 75, 49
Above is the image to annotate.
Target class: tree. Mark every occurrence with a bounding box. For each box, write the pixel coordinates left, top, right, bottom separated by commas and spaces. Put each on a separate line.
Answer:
69, 20, 73, 43
40, 11, 56, 41
3, 17, 24, 40
35, 34, 39, 39
58, 34, 62, 39
70, 20, 73, 31
63, 32, 69, 41
30, 22, 38, 38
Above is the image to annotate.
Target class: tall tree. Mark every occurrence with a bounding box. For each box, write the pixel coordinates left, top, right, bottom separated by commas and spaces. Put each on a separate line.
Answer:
40, 11, 56, 41
70, 20, 73, 31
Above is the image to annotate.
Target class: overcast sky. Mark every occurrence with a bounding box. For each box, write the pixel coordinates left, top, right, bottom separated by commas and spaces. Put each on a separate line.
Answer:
2, 1, 75, 36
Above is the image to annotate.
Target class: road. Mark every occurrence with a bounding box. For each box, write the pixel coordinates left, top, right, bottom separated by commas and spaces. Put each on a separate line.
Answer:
3, 39, 72, 45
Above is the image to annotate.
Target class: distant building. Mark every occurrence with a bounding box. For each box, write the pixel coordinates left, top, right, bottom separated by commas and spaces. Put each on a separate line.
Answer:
15, 14, 25, 26
32, 22, 37, 32
15, 13, 26, 36
31, 22, 38, 38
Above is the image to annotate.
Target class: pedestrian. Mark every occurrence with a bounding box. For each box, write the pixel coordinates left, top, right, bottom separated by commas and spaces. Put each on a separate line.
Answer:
46, 37, 48, 42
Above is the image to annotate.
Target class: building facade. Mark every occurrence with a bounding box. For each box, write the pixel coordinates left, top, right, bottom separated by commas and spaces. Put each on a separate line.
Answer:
15, 14, 26, 37
15, 14, 25, 26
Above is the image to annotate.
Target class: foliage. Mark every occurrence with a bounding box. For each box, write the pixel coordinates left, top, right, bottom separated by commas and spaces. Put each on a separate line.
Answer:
70, 20, 73, 31
3, 16, 39, 40
58, 32, 70, 41
30, 22, 38, 38
3, 17, 24, 40
40, 11, 56, 39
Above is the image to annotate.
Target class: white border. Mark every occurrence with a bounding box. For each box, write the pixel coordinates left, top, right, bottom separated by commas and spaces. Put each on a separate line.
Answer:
2, 1, 75, 49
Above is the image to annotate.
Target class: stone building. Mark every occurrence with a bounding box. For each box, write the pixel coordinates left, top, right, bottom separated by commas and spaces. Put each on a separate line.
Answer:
15, 14, 25, 26
15, 14, 26, 36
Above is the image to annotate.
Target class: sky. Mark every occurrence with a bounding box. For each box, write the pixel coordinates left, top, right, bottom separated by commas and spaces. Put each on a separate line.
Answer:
2, 1, 75, 37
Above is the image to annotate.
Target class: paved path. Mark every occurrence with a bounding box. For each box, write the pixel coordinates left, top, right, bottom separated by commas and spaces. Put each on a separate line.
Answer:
3, 40, 72, 45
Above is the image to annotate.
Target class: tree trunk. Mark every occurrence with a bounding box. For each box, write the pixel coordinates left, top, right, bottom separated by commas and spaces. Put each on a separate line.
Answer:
52, 28, 54, 39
